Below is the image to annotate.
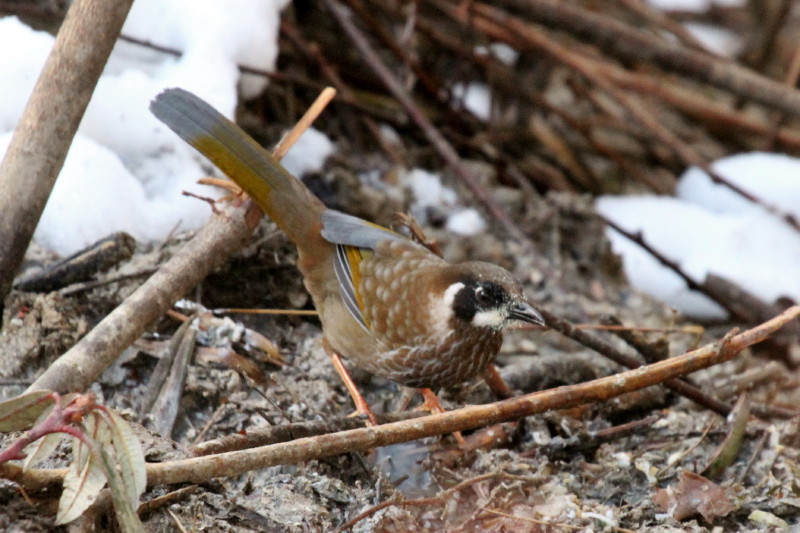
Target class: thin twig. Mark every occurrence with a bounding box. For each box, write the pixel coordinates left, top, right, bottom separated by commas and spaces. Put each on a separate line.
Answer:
118, 32, 400, 123
532, 304, 731, 417
280, 20, 406, 163
333, 472, 531, 532
212, 307, 318, 316
190, 411, 426, 456
739, 0, 793, 74
597, 214, 738, 318
608, 68, 800, 152
59, 269, 157, 297
273, 88, 336, 159
763, 36, 800, 150
616, 0, 708, 51
533, 303, 799, 420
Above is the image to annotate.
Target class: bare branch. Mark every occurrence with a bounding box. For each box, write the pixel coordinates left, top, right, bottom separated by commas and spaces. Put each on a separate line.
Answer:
0, 0, 134, 305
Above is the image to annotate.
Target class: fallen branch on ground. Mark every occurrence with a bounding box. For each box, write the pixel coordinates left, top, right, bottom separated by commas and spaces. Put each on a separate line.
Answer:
3, 305, 797, 492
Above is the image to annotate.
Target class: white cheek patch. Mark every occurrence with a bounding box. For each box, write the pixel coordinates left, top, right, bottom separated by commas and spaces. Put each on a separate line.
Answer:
428, 282, 465, 331
472, 308, 506, 328
442, 282, 465, 307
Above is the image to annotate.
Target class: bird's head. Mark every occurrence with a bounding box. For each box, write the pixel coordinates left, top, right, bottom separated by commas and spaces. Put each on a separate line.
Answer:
438, 262, 544, 331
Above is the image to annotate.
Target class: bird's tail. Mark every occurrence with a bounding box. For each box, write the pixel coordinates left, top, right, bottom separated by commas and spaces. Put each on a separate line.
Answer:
150, 88, 325, 245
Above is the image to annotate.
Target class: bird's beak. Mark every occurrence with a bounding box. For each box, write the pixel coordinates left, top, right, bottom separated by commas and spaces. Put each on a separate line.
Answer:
508, 301, 545, 326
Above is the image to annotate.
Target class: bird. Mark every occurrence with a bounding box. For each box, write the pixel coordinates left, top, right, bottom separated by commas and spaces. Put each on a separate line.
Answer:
150, 88, 544, 424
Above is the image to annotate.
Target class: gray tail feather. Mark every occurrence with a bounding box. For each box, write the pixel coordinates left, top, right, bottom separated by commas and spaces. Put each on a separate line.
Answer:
150, 88, 324, 244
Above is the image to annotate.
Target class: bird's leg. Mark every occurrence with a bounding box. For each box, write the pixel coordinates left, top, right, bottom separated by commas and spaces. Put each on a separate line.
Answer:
482, 364, 514, 400
417, 388, 465, 446
396, 387, 417, 412
324, 341, 379, 426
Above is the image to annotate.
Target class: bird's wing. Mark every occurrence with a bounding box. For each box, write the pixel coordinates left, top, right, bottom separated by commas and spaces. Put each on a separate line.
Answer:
322, 210, 406, 332
332, 243, 371, 331
320, 210, 405, 249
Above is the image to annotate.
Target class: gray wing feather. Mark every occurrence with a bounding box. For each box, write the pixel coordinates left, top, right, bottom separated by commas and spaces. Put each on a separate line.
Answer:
321, 210, 406, 249
333, 244, 369, 332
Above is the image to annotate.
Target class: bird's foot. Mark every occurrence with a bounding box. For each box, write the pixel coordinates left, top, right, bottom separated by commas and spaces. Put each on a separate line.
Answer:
417, 388, 466, 447
344, 398, 379, 427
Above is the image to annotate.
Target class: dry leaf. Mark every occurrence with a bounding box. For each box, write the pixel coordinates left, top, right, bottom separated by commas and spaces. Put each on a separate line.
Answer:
653, 470, 735, 522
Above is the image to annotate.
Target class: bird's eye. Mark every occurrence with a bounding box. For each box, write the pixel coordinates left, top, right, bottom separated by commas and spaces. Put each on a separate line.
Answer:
475, 285, 491, 305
